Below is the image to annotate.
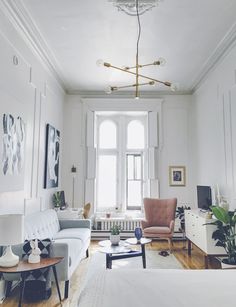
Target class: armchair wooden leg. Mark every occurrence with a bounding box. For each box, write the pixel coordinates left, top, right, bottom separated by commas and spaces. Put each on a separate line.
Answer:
167, 238, 173, 253
86, 248, 89, 258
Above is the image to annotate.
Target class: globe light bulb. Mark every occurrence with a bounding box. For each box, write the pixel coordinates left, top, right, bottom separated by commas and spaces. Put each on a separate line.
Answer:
104, 86, 112, 94
96, 59, 104, 67
170, 83, 179, 92
158, 57, 166, 66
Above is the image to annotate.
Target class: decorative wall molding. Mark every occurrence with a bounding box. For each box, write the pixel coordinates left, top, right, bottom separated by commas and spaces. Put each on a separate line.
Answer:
0, 0, 66, 92
191, 22, 236, 92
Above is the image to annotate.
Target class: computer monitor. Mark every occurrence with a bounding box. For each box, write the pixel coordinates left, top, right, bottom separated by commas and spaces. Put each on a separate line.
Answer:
197, 185, 212, 211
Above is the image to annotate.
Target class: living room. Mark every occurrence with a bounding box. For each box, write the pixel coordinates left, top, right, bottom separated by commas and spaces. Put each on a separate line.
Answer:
0, 0, 236, 306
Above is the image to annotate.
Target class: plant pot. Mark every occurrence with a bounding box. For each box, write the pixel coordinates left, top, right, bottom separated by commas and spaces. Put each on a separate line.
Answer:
110, 234, 120, 246
221, 258, 236, 269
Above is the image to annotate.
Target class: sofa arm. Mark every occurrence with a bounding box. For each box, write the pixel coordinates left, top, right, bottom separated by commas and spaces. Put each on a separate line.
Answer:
51, 240, 70, 281
59, 219, 91, 230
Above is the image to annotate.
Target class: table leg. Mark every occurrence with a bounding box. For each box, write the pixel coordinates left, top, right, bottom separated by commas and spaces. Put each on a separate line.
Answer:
141, 244, 146, 269
52, 265, 62, 302
18, 272, 26, 307
204, 255, 209, 269
107, 254, 112, 269
106, 253, 112, 269
106, 254, 108, 269
187, 239, 192, 256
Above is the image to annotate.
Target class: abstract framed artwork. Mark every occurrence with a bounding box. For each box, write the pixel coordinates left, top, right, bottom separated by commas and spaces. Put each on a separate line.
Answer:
169, 166, 186, 186
44, 124, 60, 189
0, 113, 26, 192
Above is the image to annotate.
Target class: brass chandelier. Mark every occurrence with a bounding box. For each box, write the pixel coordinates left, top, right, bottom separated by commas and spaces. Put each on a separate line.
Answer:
97, 0, 177, 98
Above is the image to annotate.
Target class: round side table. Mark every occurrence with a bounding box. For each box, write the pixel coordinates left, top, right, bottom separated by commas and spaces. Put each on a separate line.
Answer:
0, 257, 63, 307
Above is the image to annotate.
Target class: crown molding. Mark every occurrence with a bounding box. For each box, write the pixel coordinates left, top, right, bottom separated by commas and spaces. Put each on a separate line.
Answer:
0, 0, 67, 92
190, 22, 236, 92
1, 0, 235, 95
67, 89, 193, 98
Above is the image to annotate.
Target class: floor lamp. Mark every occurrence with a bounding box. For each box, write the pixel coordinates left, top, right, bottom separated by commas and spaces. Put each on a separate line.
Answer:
71, 165, 77, 209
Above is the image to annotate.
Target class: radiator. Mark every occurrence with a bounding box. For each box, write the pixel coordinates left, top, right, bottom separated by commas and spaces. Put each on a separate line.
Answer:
95, 218, 141, 231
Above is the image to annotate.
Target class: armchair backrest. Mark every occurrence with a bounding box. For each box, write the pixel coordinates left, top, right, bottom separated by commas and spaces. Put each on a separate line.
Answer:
143, 198, 177, 227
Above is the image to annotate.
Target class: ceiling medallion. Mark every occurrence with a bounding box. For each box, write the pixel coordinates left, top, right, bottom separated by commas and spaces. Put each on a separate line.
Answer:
97, 0, 178, 98
108, 0, 162, 16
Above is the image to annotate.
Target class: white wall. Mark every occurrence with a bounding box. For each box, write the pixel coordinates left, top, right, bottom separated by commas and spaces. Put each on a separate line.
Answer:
62, 94, 193, 210
0, 7, 65, 216
192, 43, 236, 209
160, 95, 193, 206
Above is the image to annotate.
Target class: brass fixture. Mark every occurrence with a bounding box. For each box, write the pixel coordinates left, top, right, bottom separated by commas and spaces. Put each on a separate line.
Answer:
97, 0, 178, 98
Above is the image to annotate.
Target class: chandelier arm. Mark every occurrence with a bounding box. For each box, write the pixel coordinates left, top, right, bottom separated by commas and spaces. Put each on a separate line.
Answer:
113, 81, 155, 91
126, 62, 158, 70
106, 63, 171, 87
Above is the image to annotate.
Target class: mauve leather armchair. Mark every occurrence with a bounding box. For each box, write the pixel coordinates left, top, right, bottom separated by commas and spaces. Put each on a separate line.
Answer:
141, 198, 177, 252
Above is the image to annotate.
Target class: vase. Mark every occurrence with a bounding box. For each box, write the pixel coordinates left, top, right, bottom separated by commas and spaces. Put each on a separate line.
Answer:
110, 234, 120, 246
134, 227, 142, 242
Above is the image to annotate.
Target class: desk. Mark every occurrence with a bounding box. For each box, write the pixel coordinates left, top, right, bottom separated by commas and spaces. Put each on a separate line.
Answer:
0, 257, 63, 307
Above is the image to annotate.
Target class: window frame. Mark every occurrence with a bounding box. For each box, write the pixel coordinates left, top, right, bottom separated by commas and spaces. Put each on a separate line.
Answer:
126, 152, 144, 210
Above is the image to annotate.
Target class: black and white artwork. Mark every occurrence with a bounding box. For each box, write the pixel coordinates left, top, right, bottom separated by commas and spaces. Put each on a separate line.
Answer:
44, 124, 60, 188
169, 166, 186, 186
2, 113, 25, 176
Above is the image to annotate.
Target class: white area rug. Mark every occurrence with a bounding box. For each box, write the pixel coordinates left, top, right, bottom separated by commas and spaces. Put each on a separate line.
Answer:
63, 251, 182, 307
86, 250, 182, 281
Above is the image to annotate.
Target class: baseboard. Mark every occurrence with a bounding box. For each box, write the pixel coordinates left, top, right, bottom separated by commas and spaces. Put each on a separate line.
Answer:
91, 230, 185, 241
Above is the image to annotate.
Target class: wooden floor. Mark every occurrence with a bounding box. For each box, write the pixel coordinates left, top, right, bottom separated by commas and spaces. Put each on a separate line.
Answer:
2, 240, 221, 307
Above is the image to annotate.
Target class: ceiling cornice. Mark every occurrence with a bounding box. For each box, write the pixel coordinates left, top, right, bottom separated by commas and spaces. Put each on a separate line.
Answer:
0, 0, 67, 92
190, 22, 236, 92
68, 90, 193, 98
1, 0, 236, 95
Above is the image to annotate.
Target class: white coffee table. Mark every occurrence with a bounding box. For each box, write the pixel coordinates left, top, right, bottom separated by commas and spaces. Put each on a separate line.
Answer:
98, 238, 151, 269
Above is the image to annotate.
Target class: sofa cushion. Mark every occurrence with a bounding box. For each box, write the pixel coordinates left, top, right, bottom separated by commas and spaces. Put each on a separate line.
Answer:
144, 226, 171, 234
25, 209, 60, 240
53, 228, 90, 244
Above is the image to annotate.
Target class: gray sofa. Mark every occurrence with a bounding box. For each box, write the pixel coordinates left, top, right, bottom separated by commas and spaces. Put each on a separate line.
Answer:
2, 209, 91, 299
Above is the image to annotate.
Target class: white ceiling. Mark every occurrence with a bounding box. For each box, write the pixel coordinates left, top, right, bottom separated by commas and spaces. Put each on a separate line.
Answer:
20, 0, 236, 93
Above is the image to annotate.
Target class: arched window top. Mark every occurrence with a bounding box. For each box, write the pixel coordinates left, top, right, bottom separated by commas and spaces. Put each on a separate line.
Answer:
127, 120, 144, 149
99, 120, 117, 149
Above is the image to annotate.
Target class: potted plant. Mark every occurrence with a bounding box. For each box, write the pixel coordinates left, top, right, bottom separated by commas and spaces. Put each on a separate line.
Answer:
208, 206, 236, 268
52, 192, 61, 210
176, 205, 191, 231
110, 225, 121, 246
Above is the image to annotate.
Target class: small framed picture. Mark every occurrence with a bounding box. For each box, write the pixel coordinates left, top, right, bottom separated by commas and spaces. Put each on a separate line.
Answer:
169, 166, 186, 186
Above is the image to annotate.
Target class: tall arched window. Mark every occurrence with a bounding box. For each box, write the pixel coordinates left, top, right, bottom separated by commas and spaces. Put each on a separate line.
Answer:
127, 120, 144, 149
96, 115, 147, 212
99, 120, 117, 149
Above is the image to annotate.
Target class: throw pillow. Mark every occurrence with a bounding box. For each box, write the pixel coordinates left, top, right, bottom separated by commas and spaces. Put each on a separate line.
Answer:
83, 203, 91, 219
